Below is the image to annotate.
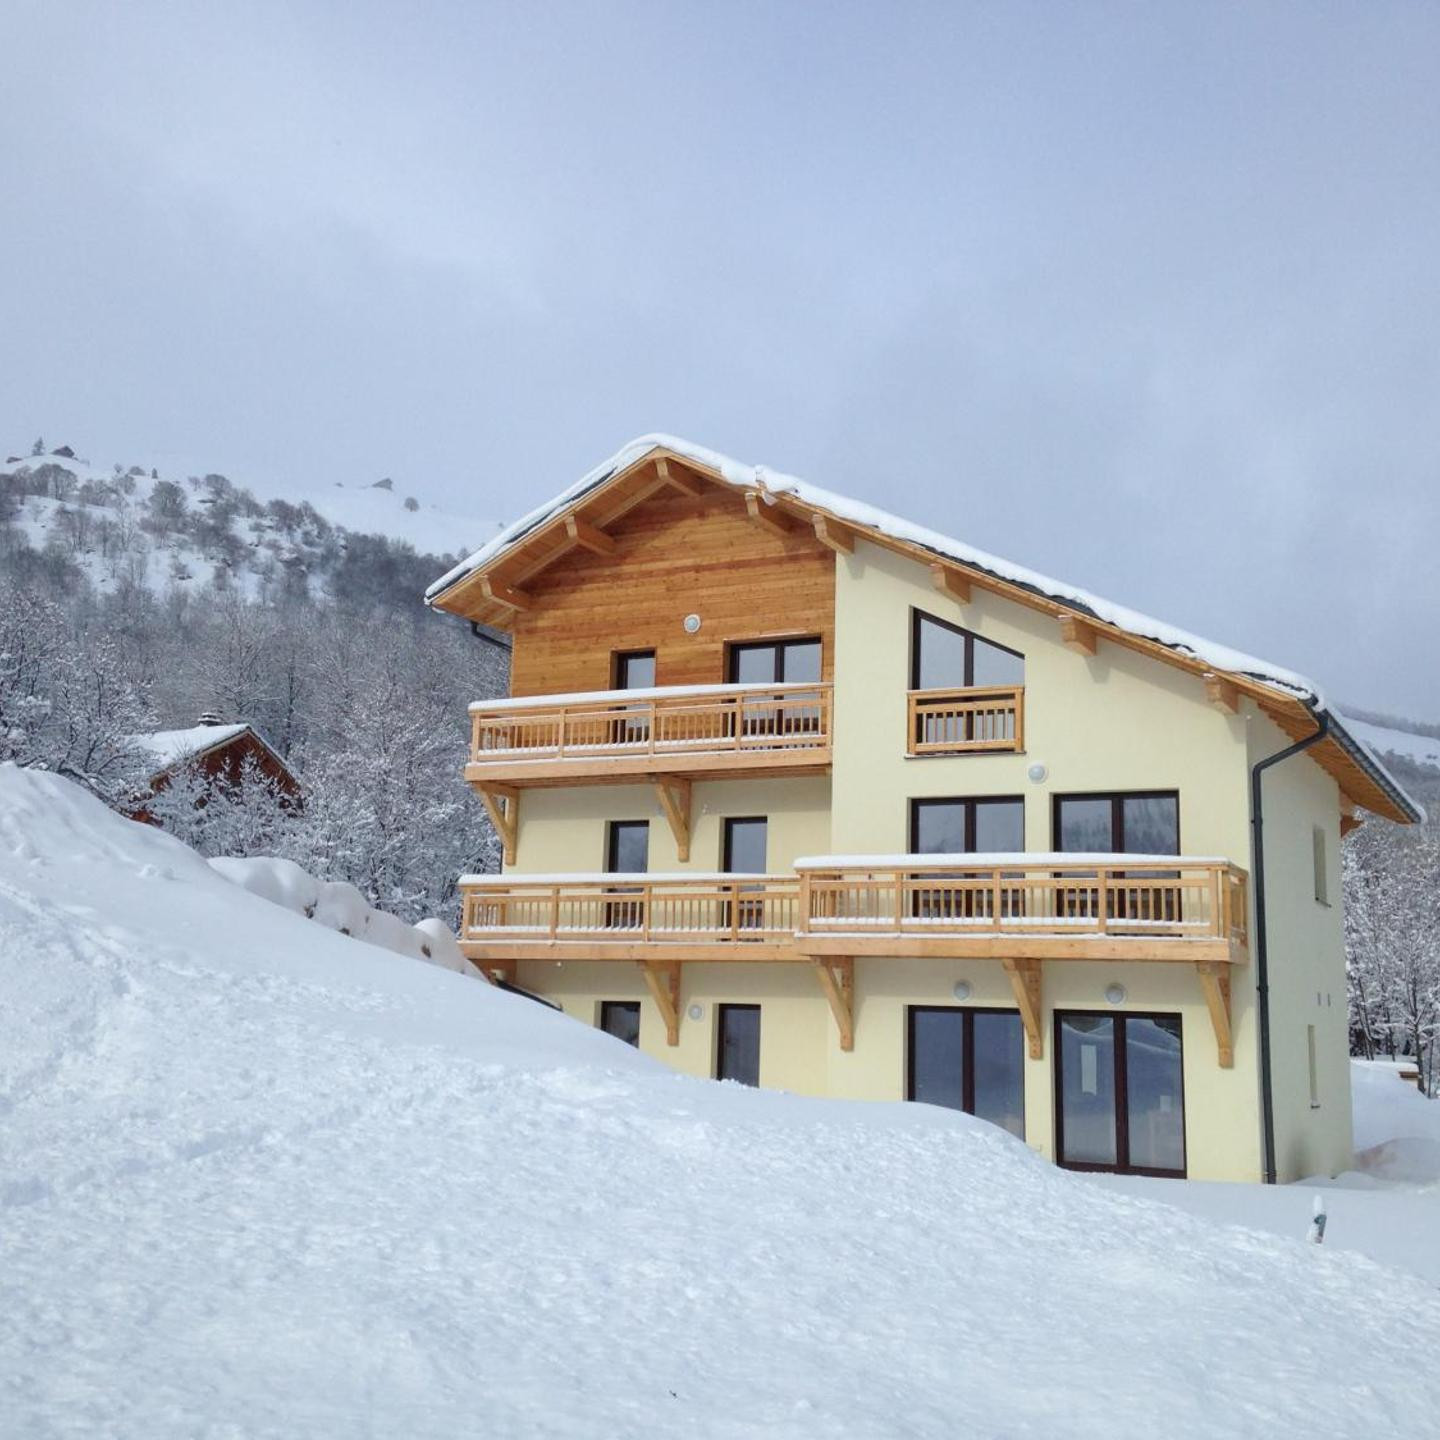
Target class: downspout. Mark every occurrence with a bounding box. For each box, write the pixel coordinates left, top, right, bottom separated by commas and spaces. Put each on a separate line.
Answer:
1250, 705, 1330, 1185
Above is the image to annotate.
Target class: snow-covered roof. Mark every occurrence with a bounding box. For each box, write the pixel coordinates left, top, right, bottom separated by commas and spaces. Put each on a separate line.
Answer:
131, 722, 289, 778
426, 434, 1422, 823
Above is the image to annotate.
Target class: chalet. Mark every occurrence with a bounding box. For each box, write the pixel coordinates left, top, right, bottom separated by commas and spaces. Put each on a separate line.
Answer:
425, 435, 1421, 1183
131, 716, 300, 822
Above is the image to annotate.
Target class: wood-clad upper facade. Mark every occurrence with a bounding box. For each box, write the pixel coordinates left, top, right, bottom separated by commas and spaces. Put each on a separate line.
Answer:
428, 438, 1418, 1184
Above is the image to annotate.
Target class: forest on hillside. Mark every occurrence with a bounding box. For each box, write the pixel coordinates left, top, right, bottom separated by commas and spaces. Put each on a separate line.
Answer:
0, 449, 507, 925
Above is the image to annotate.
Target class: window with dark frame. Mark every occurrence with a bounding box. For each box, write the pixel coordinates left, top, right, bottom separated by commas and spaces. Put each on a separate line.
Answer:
726, 637, 822, 685
599, 1001, 641, 1047
1052, 791, 1180, 923
910, 610, 1024, 691
906, 1006, 1026, 1139
722, 817, 768, 932
909, 797, 1024, 919
611, 650, 657, 744
1055, 1011, 1186, 1176
716, 1004, 761, 1086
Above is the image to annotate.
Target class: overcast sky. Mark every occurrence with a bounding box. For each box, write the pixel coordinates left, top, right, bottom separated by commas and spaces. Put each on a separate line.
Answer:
4, 3, 1438, 715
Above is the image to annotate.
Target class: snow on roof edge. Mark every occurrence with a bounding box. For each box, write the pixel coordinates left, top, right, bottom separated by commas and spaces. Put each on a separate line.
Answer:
427, 433, 1422, 822
130, 721, 294, 779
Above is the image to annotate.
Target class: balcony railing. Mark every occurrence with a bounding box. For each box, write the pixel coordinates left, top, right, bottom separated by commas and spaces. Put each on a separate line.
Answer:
461, 874, 803, 945
467, 682, 833, 776
796, 858, 1248, 946
907, 686, 1024, 755
459, 857, 1248, 957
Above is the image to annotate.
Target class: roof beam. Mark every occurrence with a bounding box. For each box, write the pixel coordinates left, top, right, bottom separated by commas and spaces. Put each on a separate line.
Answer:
656, 456, 704, 497
811, 515, 854, 554
1059, 615, 1098, 656
930, 563, 971, 604
744, 490, 794, 536
1204, 673, 1240, 714
564, 514, 616, 554
480, 576, 533, 611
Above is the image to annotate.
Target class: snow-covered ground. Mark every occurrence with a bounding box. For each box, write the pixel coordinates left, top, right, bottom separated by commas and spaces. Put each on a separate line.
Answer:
3, 763, 1439, 1437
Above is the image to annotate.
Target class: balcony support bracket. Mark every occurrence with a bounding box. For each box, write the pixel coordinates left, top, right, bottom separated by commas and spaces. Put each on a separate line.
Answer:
1002, 958, 1044, 1059
813, 957, 855, 1051
653, 776, 692, 862
477, 783, 519, 865
1195, 961, 1234, 1068
640, 960, 682, 1046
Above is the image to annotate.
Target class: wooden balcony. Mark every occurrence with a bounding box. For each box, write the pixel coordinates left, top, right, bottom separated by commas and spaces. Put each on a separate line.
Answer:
459, 857, 1249, 1063
460, 874, 804, 962
794, 857, 1248, 963
907, 686, 1024, 756
466, 682, 833, 787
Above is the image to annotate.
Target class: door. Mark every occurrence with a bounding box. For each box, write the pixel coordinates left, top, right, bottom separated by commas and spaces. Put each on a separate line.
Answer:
909, 797, 1023, 920
604, 820, 649, 929
723, 817, 768, 933
717, 1004, 761, 1086
1055, 1012, 1185, 1175
727, 637, 823, 740
611, 649, 656, 746
907, 1007, 1026, 1139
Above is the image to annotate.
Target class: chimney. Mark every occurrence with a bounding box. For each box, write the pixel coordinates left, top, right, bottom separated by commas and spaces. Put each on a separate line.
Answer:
197, 711, 226, 727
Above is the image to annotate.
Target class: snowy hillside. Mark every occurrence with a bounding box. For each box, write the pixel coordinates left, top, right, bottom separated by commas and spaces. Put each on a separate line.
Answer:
3, 764, 1439, 1437
0, 442, 498, 600
1343, 715, 1440, 774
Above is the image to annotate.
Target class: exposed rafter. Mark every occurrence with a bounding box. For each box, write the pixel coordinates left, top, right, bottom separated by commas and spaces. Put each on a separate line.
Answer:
564, 514, 616, 554
1002, 957, 1044, 1059
1059, 615, 1098, 656
640, 960, 682, 1046
811, 514, 854, 554
1340, 796, 1364, 838
657, 455, 704, 497
813, 957, 855, 1050
1195, 961, 1234, 1068
1204, 673, 1240, 714
744, 490, 794, 536
653, 776, 692, 862
475, 783, 519, 865
930, 562, 971, 604
480, 576, 533, 611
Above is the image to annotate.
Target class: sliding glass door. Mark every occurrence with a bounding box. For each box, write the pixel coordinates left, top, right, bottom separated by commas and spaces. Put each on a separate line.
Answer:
907, 1007, 1026, 1140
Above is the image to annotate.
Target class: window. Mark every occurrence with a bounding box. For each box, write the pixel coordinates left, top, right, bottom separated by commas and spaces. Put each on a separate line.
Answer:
1307, 1024, 1320, 1108
910, 797, 1024, 854
613, 650, 656, 689
604, 820, 649, 929
910, 610, 1023, 691
600, 1001, 641, 1047
1312, 826, 1329, 905
717, 1004, 761, 1086
1055, 1012, 1185, 1175
727, 637, 822, 685
907, 1007, 1026, 1139
1053, 792, 1179, 855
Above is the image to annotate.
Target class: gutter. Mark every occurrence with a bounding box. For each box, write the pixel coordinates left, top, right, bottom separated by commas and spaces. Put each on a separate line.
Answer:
1250, 704, 1330, 1185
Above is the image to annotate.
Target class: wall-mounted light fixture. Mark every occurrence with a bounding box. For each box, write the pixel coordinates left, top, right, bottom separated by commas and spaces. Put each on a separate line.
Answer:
952, 980, 972, 1001
1104, 983, 1127, 1006
687, 1003, 704, 1021
683, 613, 702, 634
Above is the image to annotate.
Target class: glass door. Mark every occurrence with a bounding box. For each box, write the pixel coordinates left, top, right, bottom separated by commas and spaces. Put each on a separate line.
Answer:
1056, 1011, 1185, 1175
717, 1004, 761, 1086
907, 1006, 1026, 1140
722, 817, 768, 933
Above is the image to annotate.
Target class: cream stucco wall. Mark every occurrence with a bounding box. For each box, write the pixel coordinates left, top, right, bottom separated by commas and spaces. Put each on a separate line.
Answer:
492, 535, 1360, 1184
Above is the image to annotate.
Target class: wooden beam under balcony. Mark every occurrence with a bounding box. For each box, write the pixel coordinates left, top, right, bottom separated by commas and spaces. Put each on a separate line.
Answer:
1002, 958, 1043, 1059
475, 784, 519, 865
641, 961, 682, 1046
653, 776, 692, 861
813, 958, 855, 1051
1195, 961, 1234, 1068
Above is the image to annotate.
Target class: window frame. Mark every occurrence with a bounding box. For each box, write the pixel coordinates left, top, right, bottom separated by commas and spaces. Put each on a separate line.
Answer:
599, 1000, 641, 1048
725, 635, 824, 685
611, 649, 657, 690
1312, 826, 1330, 906
909, 796, 1026, 854
1050, 790, 1181, 855
722, 816, 768, 873
909, 608, 1024, 691
1053, 1009, 1187, 1178
905, 1004, 1026, 1136
605, 819, 650, 873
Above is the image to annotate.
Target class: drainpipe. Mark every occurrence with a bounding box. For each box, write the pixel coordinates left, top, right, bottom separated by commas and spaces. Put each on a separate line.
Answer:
1251, 705, 1329, 1185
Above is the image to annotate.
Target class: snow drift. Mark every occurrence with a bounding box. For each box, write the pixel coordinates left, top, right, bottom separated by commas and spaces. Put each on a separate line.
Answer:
2, 762, 1439, 1437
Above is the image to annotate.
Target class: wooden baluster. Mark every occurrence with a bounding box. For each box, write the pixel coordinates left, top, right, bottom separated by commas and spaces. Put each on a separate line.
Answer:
1096, 867, 1108, 933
